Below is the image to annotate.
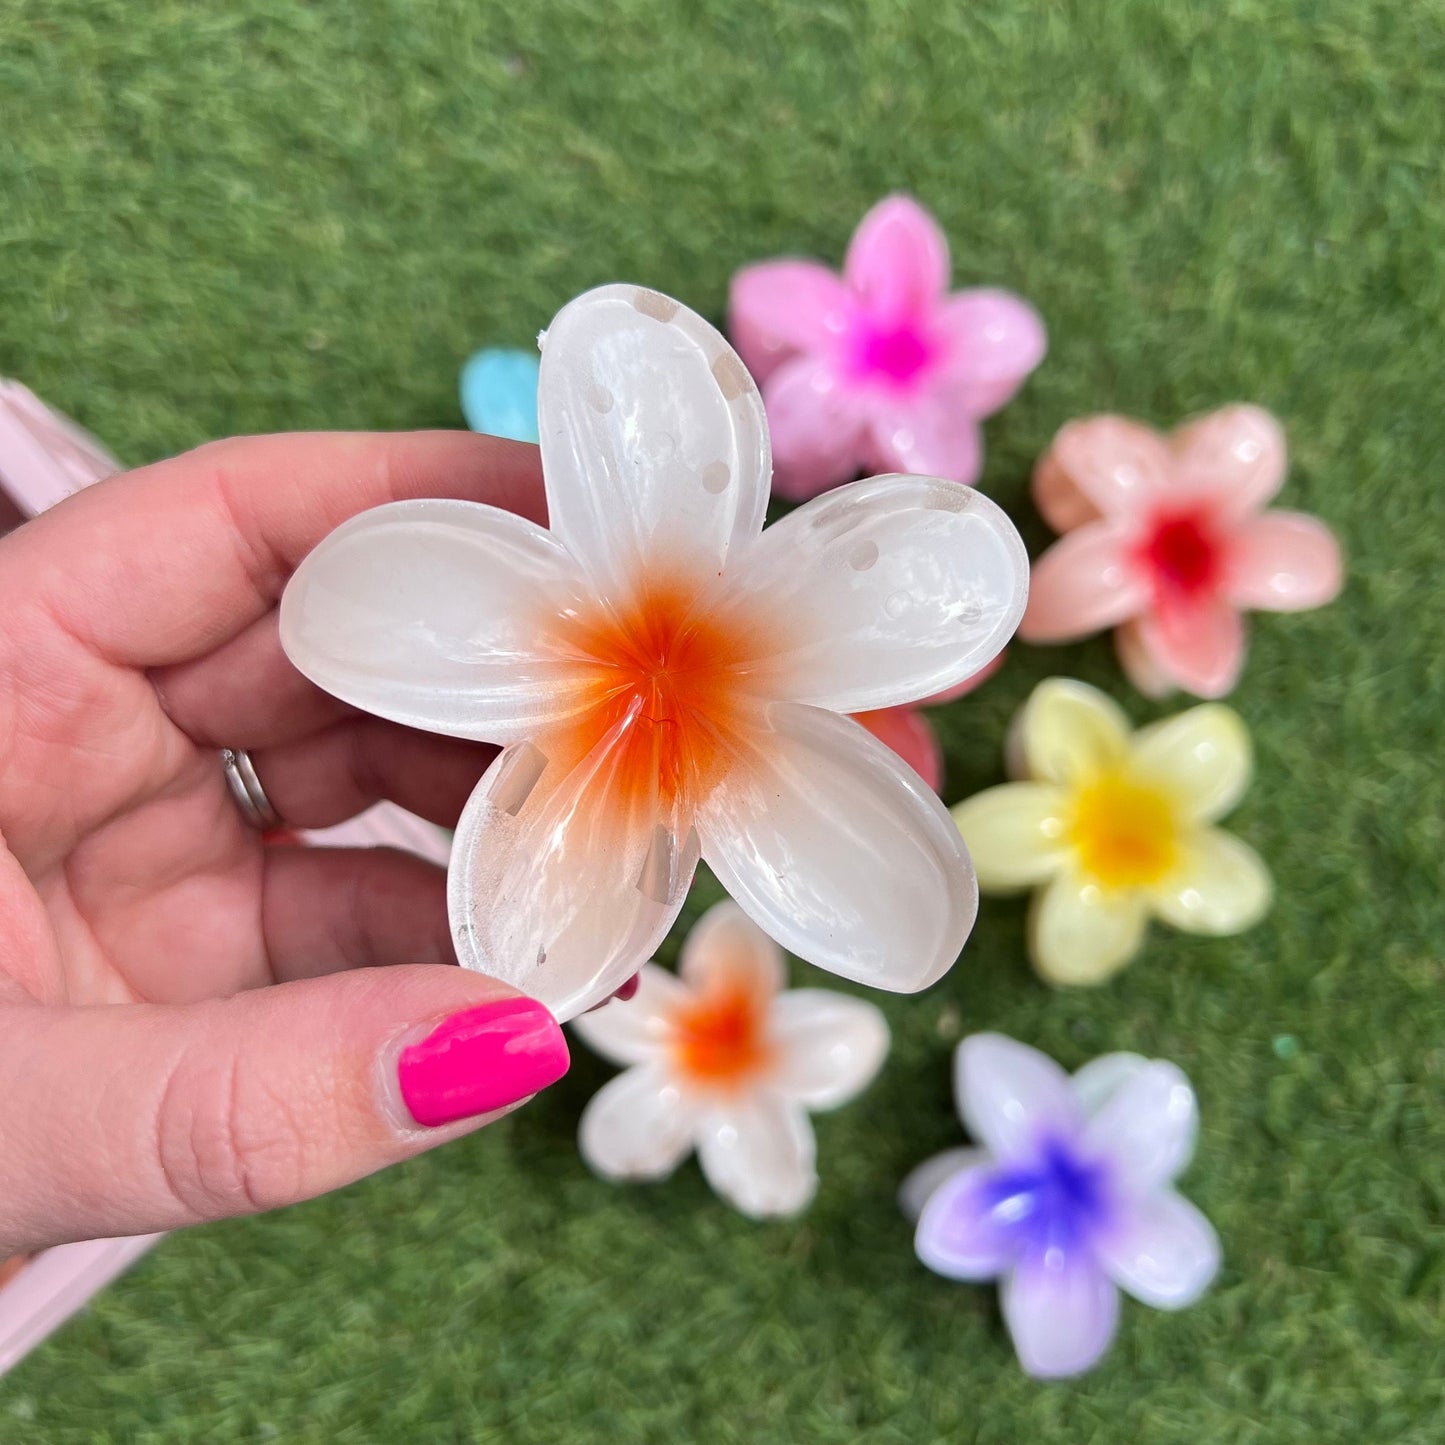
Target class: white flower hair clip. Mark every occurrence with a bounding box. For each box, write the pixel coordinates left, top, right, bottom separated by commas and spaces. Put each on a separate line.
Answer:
572, 900, 890, 1218
281, 286, 1028, 1017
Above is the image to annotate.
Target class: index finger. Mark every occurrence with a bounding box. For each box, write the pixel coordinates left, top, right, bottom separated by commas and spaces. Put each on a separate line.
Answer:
0, 430, 546, 668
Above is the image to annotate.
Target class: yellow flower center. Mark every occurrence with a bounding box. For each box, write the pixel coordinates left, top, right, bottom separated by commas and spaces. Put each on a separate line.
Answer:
1068, 770, 1179, 890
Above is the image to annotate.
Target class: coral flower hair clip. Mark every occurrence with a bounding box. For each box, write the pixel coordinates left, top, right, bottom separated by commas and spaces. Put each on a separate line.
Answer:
282, 286, 1028, 1018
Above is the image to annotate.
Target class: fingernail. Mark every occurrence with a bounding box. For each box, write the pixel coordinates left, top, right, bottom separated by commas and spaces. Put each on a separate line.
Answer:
397, 998, 569, 1127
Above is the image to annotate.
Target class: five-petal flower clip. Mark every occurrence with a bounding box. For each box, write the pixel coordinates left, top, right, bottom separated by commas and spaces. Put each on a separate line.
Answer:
281, 285, 1029, 1019
901, 1033, 1221, 1379
728, 195, 1047, 499
1019, 406, 1343, 698
572, 900, 890, 1218
951, 678, 1271, 986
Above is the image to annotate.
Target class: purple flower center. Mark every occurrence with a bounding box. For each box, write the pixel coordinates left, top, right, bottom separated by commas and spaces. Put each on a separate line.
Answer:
976, 1137, 1112, 1253
845, 314, 940, 391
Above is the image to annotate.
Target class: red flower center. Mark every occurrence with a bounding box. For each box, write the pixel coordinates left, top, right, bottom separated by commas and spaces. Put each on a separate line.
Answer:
847, 315, 940, 390
1136, 508, 1224, 604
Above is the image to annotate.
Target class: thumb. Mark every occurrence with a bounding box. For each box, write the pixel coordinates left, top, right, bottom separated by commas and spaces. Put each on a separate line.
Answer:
0, 966, 569, 1253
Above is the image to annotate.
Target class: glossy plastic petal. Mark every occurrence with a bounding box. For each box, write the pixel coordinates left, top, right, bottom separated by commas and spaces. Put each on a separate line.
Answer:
448, 733, 701, 1021
950, 783, 1069, 892
1225, 510, 1344, 612
1114, 616, 1178, 699
569, 962, 688, 1066
863, 394, 983, 485
1132, 704, 1252, 822
459, 347, 541, 443
854, 705, 943, 793
1010, 678, 1131, 786
1081, 1060, 1198, 1191
1095, 1191, 1221, 1311
728, 259, 852, 385
695, 1092, 818, 1218
1135, 598, 1246, 699
537, 285, 769, 596
897, 1147, 984, 1223
1032, 446, 1103, 534
729, 475, 1028, 713
699, 702, 976, 993
578, 1065, 697, 1180
1148, 829, 1271, 935
1029, 871, 1147, 986
1002, 1248, 1120, 1379
936, 288, 1047, 417
1018, 522, 1148, 643
843, 194, 950, 321
915, 1163, 1017, 1281
1171, 404, 1286, 517
1046, 416, 1172, 521
954, 1033, 1081, 1161
762, 355, 865, 500
768, 990, 890, 1109
279, 499, 592, 744
678, 898, 786, 999
1069, 1052, 1149, 1117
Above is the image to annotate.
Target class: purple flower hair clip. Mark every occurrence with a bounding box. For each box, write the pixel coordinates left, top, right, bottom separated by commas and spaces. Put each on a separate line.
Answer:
901, 1033, 1221, 1378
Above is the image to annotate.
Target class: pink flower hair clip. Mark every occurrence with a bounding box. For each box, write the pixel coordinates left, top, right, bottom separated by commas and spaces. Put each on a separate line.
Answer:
282, 286, 1028, 1019
1019, 406, 1344, 698
729, 196, 1046, 498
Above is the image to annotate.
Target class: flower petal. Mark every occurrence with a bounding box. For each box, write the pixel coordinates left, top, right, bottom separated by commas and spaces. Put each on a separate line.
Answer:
699, 702, 976, 993
1009, 677, 1131, 786
954, 1032, 1082, 1161
1224, 509, 1344, 612
767, 989, 890, 1109
914, 1162, 1017, 1280
459, 347, 541, 444
843, 194, 950, 320
1148, 828, 1271, 935
569, 962, 689, 1066
922, 650, 1005, 705
950, 783, 1070, 892
1132, 704, 1252, 823
1002, 1248, 1120, 1378
863, 394, 983, 486
1170, 404, 1286, 517
728, 259, 852, 385
1095, 1190, 1221, 1310
1029, 872, 1148, 986
762, 355, 866, 500
578, 1065, 697, 1181
678, 899, 786, 1000
1114, 616, 1180, 699
936, 288, 1047, 417
1042, 416, 1173, 523
537, 285, 769, 593
448, 732, 701, 1021
279, 499, 593, 744
1138, 596, 1247, 699
696, 1092, 818, 1218
1070, 1052, 1149, 1117
1017, 522, 1148, 643
728, 474, 1028, 712
898, 1147, 985, 1223
854, 705, 943, 793
1081, 1058, 1199, 1193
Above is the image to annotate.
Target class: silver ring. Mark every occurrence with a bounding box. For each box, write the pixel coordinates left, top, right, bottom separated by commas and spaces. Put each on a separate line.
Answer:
221, 748, 282, 831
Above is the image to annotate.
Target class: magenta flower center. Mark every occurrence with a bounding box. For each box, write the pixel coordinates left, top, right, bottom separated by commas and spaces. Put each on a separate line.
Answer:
846, 314, 940, 391
1136, 508, 1225, 604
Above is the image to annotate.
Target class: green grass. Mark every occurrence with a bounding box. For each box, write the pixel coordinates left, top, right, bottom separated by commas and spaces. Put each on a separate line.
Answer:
3, 1, 1443, 1440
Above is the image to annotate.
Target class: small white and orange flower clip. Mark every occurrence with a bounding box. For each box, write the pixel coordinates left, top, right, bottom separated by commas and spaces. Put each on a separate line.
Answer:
571, 901, 889, 1218
951, 678, 1271, 986
282, 286, 1027, 1018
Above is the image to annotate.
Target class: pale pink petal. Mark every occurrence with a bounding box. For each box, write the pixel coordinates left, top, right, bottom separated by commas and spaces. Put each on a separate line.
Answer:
843, 194, 951, 320
1114, 616, 1178, 699
914, 1162, 1017, 1281
921, 650, 1005, 705
728, 259, 851, 385
936, 288, 1047, 417
854, 705, 943, 792
537, 286, 769, 591
954, 1033, 1082, 1161
1170, 404, 1286, 517
1003, 1249, 1120, 1378
1139, 597, 1247, 699
768, 989, 890, 1109
696, 1092, 817, 1218
863, 393, 983, 485
1032, 447, 1103, 533
1038, 416, 1173, 524
569, 963, 689, 1066
1224, 510, 1343, 612
698, 702, 976, 994
1079, 1060, 1198, 1191
578, 1065, 697, 1180
898, 1146, 986, 1222
1095, 1191, 1220, 1310
1017, 522, 1148, 644
761, 355, 867, 499
677, 899, 786, 999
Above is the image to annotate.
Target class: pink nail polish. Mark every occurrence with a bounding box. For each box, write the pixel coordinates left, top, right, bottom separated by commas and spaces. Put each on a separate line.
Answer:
397, 999, 569, 1127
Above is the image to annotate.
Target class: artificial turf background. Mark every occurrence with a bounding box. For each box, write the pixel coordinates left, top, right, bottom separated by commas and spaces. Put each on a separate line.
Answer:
2, 1, 1442, 1440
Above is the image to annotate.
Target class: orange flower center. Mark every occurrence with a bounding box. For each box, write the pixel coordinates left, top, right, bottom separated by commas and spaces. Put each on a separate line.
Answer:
671, 977, 774, 1087
1069, 770, 1179, 890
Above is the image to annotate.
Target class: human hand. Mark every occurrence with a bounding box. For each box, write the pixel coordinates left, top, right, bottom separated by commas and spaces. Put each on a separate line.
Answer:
0, 431, 572, 1256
